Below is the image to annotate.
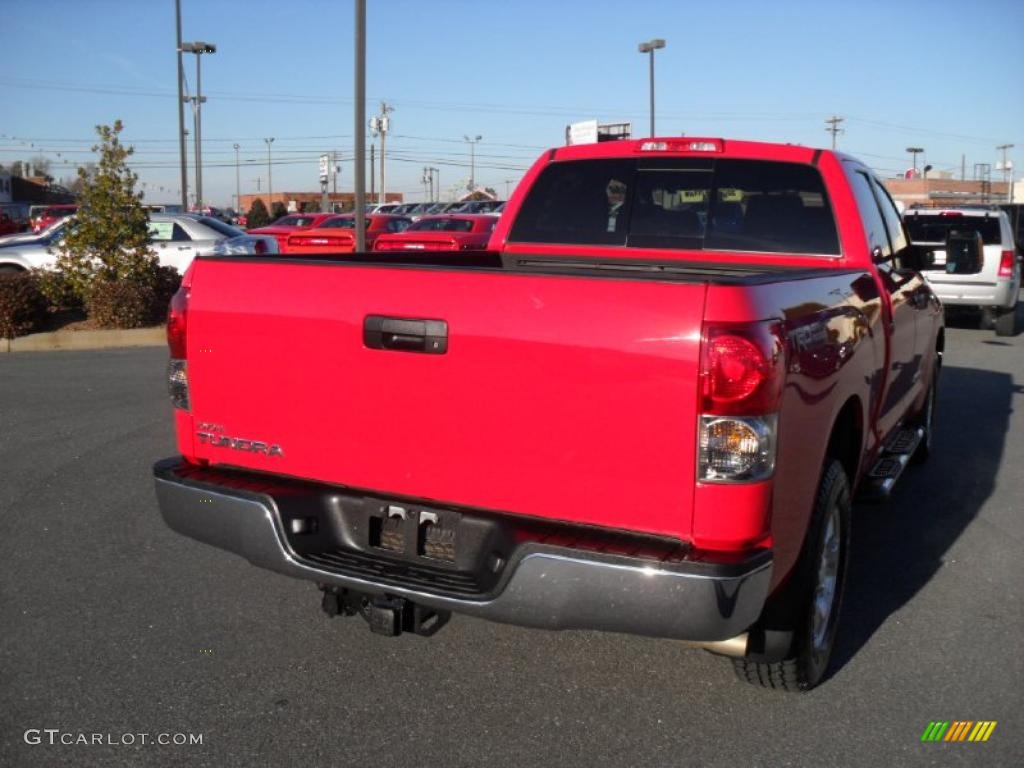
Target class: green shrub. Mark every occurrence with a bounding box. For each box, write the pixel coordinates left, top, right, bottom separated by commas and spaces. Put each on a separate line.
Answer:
152, 265, 182, 312
247, 198, 270, 228
0, 271, 47, 339
84, 279, 157, 329
34, 268, 83, 311
55, 120, 158, 304
270, 202, 288, 222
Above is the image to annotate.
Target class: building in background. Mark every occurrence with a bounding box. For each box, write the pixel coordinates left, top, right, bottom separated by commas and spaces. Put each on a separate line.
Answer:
883, 178, 1012, 208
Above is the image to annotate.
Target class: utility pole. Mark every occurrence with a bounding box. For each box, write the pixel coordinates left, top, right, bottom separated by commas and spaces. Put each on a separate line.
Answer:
264, 137, 274, 210
961, 154, 966, 181
427, 166, 439, 202
824, 115, 844, 150
997, 143, 1014, 202
233, 143, 240, 214
174, 0, 188, 210
368, 103, 393, 205
369, 143, 375, 199
638, 39, 666, 137
504, 178, 516, 198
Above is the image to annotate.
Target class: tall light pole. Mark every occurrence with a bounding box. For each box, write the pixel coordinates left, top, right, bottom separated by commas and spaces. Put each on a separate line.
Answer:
264, 137, 274, 211
174, 0, 188, 210
233, 143, 241, 213
638, 38, 665, 137
906, 147, 924, 177
464, 134, 482, 191
181, 41, 215, 208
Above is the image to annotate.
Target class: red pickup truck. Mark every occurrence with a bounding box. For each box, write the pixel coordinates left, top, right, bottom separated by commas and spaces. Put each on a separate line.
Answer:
154, 137, 943, 691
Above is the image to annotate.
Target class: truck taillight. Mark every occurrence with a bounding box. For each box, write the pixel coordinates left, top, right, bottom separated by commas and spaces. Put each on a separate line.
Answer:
700, 322, 784, 414
697, 321, 784, 482
166, 285, 190, 411
998, 250, 1015, 278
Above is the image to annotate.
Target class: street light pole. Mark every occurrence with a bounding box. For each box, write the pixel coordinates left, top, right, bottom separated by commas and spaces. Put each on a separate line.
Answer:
181, 41, 215, 209
174, 0, 188, 210
353, 0, 366, 249
264, 137, 274, 211
638, 38, 666, 137
906, 147, 924, 176
463, 134, 482, 190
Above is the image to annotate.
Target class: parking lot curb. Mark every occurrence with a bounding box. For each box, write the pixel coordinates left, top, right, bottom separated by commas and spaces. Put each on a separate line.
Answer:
3, 325, 166, 353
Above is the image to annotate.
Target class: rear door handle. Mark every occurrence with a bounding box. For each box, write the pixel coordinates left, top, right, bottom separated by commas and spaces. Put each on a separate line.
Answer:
364, 315, 448, 354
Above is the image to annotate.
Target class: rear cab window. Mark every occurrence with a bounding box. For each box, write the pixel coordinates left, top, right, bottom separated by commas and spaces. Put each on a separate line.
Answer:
508, 158, 840, 255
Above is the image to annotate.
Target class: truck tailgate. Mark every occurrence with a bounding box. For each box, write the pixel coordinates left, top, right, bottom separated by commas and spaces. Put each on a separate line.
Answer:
185, 259, 707, 539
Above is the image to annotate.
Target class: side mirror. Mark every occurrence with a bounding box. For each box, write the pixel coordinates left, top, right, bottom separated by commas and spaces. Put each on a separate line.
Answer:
944, 231, 984, 275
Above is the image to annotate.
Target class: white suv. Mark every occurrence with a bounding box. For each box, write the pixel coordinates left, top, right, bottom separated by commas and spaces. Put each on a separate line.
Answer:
903, 206, 1021, 336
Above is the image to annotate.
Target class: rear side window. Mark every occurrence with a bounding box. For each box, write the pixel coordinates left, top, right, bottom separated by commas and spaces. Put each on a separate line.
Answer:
509, 158, 839, 255
904, 214, 1003, 245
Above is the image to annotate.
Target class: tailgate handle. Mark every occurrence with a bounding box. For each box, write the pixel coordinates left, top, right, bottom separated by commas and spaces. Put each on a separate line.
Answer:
364, 315, 448, 354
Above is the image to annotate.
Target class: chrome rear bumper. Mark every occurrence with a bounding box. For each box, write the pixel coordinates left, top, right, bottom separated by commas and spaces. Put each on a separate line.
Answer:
154, 458, 771, 642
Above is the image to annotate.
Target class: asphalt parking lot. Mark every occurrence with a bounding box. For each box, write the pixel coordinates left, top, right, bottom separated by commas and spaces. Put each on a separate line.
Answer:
1, 314, 1022, 768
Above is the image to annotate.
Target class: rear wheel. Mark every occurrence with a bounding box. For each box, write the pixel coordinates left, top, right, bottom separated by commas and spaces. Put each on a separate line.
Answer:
994, 303, 1018, 337
732, 460, 850, 691
0, 264, 25, 275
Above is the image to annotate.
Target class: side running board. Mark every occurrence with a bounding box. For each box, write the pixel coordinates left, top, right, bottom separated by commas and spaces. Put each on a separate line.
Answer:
858, 426, 924, 502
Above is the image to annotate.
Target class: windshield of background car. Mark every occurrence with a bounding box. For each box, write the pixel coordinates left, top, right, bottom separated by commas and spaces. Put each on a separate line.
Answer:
904, 214, 1002, 245
407, 218, 477, 233
509, 158, 840, 255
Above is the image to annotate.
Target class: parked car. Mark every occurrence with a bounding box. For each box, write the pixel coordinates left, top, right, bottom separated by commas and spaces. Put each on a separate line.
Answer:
365, 203, 402, 215
450, 200, 504, 214
155, 136, 943, 692
0, 215, 73, 250
903, 205, 1020, 335
0, 210, 20, 237
31, 204, 78, 233
0, 213, 268, 274
0, 203, 31, 233
282, 214, 412, 253
247, 213, 337, 251
372, 214, 498, 252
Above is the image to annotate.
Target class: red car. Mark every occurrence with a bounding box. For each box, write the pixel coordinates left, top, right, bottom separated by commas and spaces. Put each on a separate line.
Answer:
31, 204, 78, 233
372, 214, 498, 253
283, 214, 411, 254
247, 213, 337, 252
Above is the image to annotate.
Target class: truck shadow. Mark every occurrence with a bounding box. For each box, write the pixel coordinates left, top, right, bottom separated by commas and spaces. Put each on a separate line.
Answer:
830, 364, 1021, 675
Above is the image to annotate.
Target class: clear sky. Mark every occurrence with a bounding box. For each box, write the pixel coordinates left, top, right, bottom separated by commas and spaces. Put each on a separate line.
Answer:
2, 0, 1022, 208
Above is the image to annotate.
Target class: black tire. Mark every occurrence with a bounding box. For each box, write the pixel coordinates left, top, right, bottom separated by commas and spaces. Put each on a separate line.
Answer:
910, 363, 939, 464
994, 303, 1018, 337
0, 264, 25, 275
979, 307, 996, 330
732, 460, 851, 691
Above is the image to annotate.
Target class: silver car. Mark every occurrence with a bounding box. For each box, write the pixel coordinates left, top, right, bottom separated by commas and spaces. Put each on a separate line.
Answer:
0, 213, 277, 274
903, 206, 1021, 336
